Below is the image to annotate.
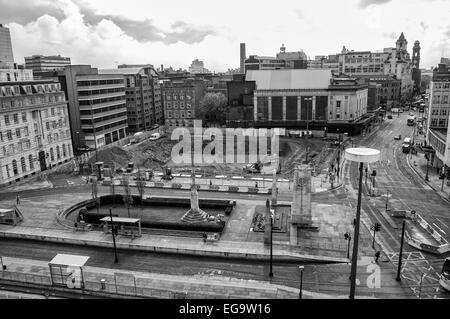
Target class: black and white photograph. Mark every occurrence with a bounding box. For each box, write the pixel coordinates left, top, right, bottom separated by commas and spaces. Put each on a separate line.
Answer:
0, 0, 449, 312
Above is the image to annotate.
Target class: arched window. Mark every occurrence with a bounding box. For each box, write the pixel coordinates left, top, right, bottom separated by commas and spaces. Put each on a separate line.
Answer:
12, 159, 18, 175
50, 148, 54, 162
62, 144, 67, 157
21, 157, 26, 172
29, 154, 34, 170
56, 145, 61, 160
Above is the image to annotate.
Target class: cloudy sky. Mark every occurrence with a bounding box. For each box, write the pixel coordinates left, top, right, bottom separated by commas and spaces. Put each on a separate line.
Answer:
1, 0, 449, 72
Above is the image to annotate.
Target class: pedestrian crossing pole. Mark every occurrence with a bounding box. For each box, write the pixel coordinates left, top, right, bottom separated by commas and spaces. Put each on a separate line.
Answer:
396, 220, 406, 281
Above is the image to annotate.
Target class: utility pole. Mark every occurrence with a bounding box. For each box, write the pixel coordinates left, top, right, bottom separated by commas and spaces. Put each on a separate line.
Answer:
396, 220, 406, 281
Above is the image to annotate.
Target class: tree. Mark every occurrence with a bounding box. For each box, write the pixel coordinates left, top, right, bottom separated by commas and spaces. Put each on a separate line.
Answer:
198, 93, 228, 126
122, 174, 131, 217
135, 169, 146, 206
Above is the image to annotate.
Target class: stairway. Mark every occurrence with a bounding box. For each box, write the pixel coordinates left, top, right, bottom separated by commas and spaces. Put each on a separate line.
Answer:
181, 208, 210, 223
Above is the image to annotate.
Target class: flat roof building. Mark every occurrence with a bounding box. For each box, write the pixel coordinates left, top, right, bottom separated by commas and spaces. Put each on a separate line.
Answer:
0, 24, 14, 67
57, 65, 128, 152
99, 66, 163, 133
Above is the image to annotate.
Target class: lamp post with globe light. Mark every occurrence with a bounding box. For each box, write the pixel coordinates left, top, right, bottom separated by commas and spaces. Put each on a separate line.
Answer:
345, 147, 381, 299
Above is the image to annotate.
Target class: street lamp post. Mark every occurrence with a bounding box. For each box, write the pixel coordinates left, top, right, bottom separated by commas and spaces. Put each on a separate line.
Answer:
298, 266, 304, 299
345, 147, 381, 299
269, 213, 273, 278
396, 220, 406, 281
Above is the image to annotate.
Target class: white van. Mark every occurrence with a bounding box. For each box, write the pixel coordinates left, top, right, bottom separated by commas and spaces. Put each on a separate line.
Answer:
403, 137, 411, 145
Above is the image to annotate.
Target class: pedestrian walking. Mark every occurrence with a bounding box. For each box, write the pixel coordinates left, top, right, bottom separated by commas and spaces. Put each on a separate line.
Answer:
255, 182, 258, 188
16, 194, 20, 205
374, 251, 381, 263
210, 180, 212, 186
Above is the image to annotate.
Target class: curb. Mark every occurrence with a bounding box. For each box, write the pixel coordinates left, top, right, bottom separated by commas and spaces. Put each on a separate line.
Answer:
406, 154, 450, 204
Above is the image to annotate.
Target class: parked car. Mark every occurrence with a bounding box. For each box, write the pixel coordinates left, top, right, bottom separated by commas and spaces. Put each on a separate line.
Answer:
394, 135, 402, 140
387, 115, 393, 119
152, 124, 160, 129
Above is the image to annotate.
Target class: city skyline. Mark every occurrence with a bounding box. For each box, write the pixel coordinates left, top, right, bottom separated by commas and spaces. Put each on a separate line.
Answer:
0, 0, 449, 72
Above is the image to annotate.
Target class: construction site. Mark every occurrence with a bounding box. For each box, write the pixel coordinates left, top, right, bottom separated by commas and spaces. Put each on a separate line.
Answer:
80, 130, 343, 180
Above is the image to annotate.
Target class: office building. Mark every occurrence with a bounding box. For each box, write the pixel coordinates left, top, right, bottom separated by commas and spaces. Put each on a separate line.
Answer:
189, 59, 209, 74
0, 79, 73, 186
57, 65, 127, 152
162, 78, 206, 128
426, 63, 450, 169
0, 24, 14, 67
99, 66, 163, 133
244, 45, 307, 72
24, 55, 71, 78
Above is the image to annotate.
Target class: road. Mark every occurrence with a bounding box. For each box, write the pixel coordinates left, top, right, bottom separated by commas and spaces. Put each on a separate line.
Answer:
344, 111, 450, 299
0, 238, 410, 298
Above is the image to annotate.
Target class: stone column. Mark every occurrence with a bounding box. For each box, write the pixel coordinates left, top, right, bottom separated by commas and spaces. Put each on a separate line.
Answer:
291, 165, 312, 224
290, 165, 312, 245
297, 96, 301, 121
268, 96, 272, 121
282, 96, 287, 121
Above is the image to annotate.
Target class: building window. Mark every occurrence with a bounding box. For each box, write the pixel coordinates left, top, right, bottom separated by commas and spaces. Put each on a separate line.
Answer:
62, 144, 67, 157
56, 146, 61, 160
4, 115, 10, 125
13, 113, 19, 124
15, 128, 21, 138
7, 130, 12, 140
51, 108, 55, 116
12, 160, 18, 175
22, 112, 27, 122
46, 122, 50, 131
24, 127, 29, 136
336, 101, 341, 108
21, 157, 26, 172
50, 148, 54, 162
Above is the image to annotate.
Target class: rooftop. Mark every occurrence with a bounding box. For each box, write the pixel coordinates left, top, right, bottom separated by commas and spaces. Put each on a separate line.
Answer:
246, 69, 332, 90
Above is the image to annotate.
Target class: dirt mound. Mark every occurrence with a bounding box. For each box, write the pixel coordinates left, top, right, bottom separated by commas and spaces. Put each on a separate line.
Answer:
88, 146, 132, 167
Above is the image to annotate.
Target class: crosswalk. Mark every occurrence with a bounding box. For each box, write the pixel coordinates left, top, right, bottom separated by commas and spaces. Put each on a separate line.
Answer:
386, 251, 445, 299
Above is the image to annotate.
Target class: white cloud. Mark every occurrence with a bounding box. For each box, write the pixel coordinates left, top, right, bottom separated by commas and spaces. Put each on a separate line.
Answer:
3, 0, 450, 71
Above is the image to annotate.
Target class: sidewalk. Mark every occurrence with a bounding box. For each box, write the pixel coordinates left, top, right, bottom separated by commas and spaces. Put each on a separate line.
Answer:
407, 152, 450, 202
